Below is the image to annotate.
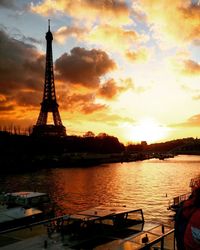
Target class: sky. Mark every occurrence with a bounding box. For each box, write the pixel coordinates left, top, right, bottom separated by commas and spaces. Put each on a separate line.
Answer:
0, 0, 200, 144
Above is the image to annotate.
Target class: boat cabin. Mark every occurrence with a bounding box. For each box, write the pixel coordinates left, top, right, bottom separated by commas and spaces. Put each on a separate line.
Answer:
0, 192, 50, 208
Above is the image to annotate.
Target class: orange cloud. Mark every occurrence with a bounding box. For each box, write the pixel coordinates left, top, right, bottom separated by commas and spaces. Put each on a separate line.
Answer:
98, 78, 133, 100
140, 0, 200, 44
54, 26, 86, 44
86, 112, 135, 126
59, 92, 107, 114
171, 54, 200, 76
55, 47, 116, 88
31, 0, 131, 26
125, 48, 149, 62
181, 60, 200, 75
172, 114, 200, 127
81, 103, 106, 114
88, 24, 143, 53
31, 1, 146, 56
98, 79, 119, 100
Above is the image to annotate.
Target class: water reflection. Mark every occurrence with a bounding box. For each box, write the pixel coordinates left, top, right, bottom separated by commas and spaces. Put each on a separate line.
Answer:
0, 155, 200, 224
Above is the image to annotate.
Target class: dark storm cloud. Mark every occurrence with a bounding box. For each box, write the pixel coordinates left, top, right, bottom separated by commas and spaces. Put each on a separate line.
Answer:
0, 0, 17, 9
0, 29, 44, 99
0, 0, 28, 11
55, 47, 116, 88
15, 91, 42, 107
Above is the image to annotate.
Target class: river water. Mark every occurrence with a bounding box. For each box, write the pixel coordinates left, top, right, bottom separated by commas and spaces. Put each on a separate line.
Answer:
1, 155, 200, 224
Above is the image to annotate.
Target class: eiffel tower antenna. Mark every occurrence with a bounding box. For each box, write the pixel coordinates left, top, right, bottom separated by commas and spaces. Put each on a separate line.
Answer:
32, 20, 66, 137
48, 19, 50, 31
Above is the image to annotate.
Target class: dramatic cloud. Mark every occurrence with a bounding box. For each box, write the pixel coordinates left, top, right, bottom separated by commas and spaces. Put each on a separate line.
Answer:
61, 93, 107, 114
0, 29, 45, 111
181, 60, 200, 75
0, 0, 17, 9
15, 91, 42, 107
86, 112, 135, 126
98, 78, 132, 100
173, 114, 200, 127
171, 56, 200, 76
125, 48, 149, 62
54, 26, 86, 44
0, 0, 29, 11
88, 25, 143, 53
81, 103, 106, 114
98, 79, 118, 100
55, 47, 116, 88
0, 98, 14, 111
140, 0, 200, 45
31, 1, 146, 56
31, 0, 131, 26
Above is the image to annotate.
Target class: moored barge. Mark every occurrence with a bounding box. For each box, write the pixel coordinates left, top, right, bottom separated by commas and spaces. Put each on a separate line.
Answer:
0, 206, 175, 249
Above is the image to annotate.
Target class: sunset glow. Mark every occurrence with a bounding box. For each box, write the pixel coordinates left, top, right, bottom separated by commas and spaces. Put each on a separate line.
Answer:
130, 118, 169, 144
0, 0, 200, 144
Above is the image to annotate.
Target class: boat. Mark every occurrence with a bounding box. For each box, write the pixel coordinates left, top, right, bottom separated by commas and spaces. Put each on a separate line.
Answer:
168, 177, 200, 211
55, 206, 174, 249
0, 191, 54, 231
0, 206, 175, 249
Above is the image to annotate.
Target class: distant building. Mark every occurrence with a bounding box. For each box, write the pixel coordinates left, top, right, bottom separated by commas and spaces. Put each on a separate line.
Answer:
141, 141, 148, 146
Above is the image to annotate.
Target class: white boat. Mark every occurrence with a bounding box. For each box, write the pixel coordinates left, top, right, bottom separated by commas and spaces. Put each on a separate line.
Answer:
0, 191, 53, 231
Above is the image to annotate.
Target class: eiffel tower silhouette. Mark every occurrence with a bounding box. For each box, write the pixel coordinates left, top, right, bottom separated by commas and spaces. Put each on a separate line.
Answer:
32, 20, 66, 136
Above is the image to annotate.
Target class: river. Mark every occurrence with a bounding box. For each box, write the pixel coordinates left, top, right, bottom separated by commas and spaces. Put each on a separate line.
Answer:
1, 155, 200, 224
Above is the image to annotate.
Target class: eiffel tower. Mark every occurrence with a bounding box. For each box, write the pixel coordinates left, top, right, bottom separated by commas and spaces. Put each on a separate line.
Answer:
32, 20, 66, 136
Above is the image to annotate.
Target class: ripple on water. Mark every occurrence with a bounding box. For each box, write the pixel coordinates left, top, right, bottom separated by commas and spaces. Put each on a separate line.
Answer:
0, 155, 200, 223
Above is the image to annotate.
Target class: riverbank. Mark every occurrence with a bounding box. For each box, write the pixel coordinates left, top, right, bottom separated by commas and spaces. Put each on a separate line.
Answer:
0, 151, 153, 174
1, 132, 199, 174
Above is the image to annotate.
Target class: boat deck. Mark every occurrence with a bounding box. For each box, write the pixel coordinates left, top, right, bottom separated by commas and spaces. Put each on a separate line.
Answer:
0, 207, 176, 250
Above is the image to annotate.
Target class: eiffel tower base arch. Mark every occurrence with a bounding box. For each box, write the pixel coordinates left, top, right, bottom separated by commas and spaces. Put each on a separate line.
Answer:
32, 125, 66, 137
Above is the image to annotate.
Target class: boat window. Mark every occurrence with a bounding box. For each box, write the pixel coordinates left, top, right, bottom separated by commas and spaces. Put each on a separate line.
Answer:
40, 195, 50, 203
16, 197, 27, 206
7, 195, 17, 203
127, 211, 143, 222
101, 218, 114, 226
30, 197, 41, 205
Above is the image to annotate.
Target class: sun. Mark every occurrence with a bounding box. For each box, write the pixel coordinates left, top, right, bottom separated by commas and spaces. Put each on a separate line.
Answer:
130, 118, 169, 144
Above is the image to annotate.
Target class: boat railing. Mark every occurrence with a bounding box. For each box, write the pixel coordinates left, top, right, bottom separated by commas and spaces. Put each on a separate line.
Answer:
0, 210, 176, 250
168, 192, 191, 210
61, 207, 145, 238
138, 226, 175, 250
190, 176, 200, 191
0, 214, 68, 235
104, 223, 176, 250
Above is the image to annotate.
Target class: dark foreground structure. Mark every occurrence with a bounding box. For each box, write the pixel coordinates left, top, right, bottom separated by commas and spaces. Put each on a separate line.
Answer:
32, 20, 66, 137
0, 206, 175, 249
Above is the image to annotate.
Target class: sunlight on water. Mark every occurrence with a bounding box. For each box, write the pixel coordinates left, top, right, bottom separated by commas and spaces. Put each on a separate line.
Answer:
1, 155, 200, 224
